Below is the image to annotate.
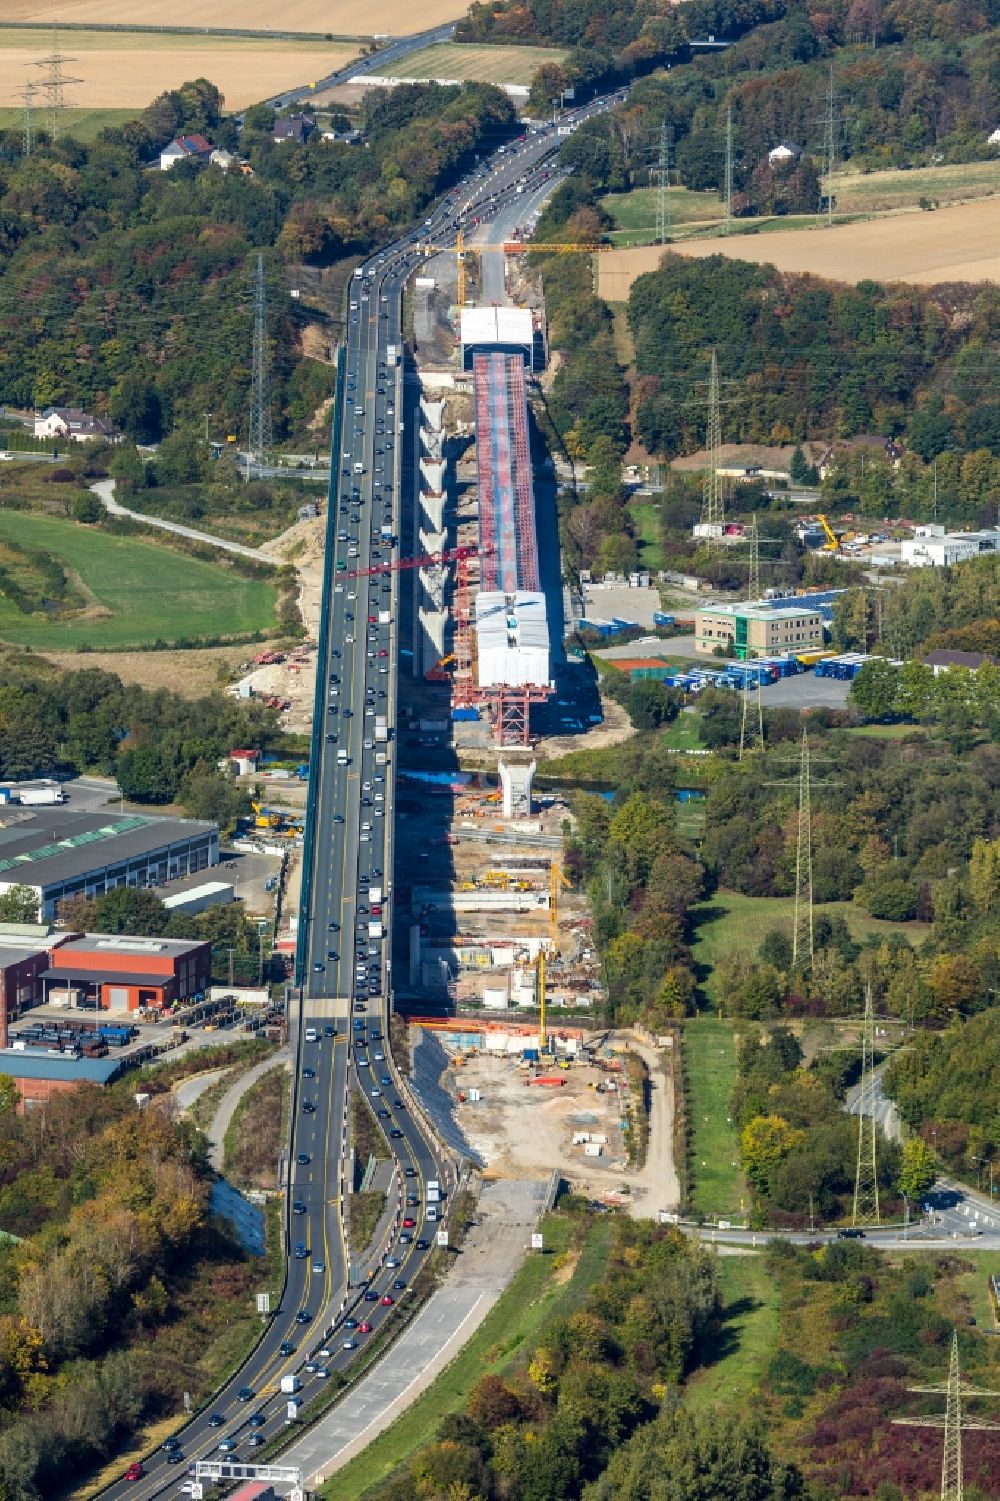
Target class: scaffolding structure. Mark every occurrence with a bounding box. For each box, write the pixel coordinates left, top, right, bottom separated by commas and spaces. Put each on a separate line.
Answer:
474, 352, 540, 594
469, 347, 551, 743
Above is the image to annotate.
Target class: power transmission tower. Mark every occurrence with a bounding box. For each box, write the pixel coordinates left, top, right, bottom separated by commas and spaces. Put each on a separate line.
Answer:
655, 121, 672, 244
724, 105, 734, 234
765, 733, 839, 968
700, 349, 724, 536
246, 253, 273, 482
892, 1330, 1000, 1501
792, 725, 813, 970
822, 65, 837, 225
747, 511, 762, 600
18, 81, 34, 156
33, 27, 81, 140
739, 677, 764, 760
852, 985, 881, 1226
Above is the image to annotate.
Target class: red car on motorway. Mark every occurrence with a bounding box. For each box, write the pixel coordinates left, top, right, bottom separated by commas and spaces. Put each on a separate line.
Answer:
124, 1463, 145, 1482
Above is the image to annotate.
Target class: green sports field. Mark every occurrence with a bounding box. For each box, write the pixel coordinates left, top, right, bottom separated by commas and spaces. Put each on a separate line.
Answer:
0, 509, 277, 649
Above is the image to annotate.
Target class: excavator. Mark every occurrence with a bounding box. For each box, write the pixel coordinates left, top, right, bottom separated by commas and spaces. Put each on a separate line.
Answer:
425, 653, 456, 683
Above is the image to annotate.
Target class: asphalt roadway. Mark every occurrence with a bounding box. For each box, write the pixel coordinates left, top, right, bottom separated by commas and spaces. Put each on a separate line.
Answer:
98, 92, 629, 1501
680, 1171, 1000, 1252
267, 22, 459, 110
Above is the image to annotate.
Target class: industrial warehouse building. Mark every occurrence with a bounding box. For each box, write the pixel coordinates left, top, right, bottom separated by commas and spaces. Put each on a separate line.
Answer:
899, 527, 1000, 568
0, 924, 68, 1047
0, 809, 219, 921
695, 602, 825, 658
42, 933, 212, 1013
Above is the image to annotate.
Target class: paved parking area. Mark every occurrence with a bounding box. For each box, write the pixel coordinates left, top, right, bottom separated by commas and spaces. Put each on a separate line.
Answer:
581, 581, 662, 628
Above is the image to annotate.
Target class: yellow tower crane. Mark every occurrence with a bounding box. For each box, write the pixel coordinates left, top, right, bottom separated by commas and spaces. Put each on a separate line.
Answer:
416, 237, 611, 306
536, 947, 547, 1054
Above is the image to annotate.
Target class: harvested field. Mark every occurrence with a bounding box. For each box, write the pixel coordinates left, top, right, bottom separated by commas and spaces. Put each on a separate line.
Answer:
37, 642, 276, 697
598, 197, 1000, 300
385, 41, 567, 86
0, 28, 354, 111
1, 0, 467, 31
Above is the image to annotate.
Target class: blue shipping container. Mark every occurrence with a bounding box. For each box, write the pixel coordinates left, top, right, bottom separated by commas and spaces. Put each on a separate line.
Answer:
653, 611, 675, 627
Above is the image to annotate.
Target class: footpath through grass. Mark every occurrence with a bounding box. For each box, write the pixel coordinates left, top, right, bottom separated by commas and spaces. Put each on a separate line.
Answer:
629, 499, 664, 569
683, 1018, 745, 1219
685, 1253, 780, 1414
0, 509, 277, 648
330, 1214, 613, 1500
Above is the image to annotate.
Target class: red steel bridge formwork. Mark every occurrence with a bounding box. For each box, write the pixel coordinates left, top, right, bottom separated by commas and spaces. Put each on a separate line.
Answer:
468, 350, 551, 744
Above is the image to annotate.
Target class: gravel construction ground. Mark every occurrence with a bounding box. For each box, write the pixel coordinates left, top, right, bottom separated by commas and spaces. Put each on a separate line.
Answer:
598, 196, 1000, 299
2, 0, 466, 29
0, 29, 355, 111
449, 1033, 678, 1215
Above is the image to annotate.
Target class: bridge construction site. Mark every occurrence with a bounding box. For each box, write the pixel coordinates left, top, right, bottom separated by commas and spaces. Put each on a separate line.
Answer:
411, 302, 554, 749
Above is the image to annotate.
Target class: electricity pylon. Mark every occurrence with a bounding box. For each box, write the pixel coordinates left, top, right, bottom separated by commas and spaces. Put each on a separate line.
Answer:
724, 105, 734, 234
700, 349, 724, 535
246, 253, 273, 482
33, 27, 81, 140
822, 65, 837, 225
739, 678, 764, 760
852, 985, 880, 1226
17, 81, 34, 156
747, 512, 762, 599
892, 1330, 1000, 1501
766, 731, 840, 970
792, 725, 813, 969
655, 121, 672, 244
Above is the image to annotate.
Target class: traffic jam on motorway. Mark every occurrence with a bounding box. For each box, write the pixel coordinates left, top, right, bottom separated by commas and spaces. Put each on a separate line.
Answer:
108, 90, 622, 1499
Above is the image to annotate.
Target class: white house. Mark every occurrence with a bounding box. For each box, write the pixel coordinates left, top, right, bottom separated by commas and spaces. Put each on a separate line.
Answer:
159, 133, 213, 171
210, 147, 235, 171
33, 407, 121, 444
768, 140, 802, 166
989, 127, 1000, 146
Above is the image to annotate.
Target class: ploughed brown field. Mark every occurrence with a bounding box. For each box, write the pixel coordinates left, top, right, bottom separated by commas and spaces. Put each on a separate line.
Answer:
0, 28, 355, 110
1, 0, 468, 31
597, 196, 1000, 299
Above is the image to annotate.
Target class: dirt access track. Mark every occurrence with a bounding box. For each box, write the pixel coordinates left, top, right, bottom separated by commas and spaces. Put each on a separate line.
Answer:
3, 0, 468, 32
452, 1031, 679, 1219
598, 195, 1000, 301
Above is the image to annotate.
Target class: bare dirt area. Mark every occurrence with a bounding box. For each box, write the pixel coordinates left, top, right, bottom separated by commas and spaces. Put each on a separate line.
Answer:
3, 0, 468, 32
534, 695, 634, 759
447, 1030, 678, 1217
598, 196, 1000, 299
38, 642, 264, 697
0, 31, 355, 111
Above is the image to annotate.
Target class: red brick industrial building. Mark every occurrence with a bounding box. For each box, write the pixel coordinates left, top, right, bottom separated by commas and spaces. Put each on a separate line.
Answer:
42, 934, 212, 1013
